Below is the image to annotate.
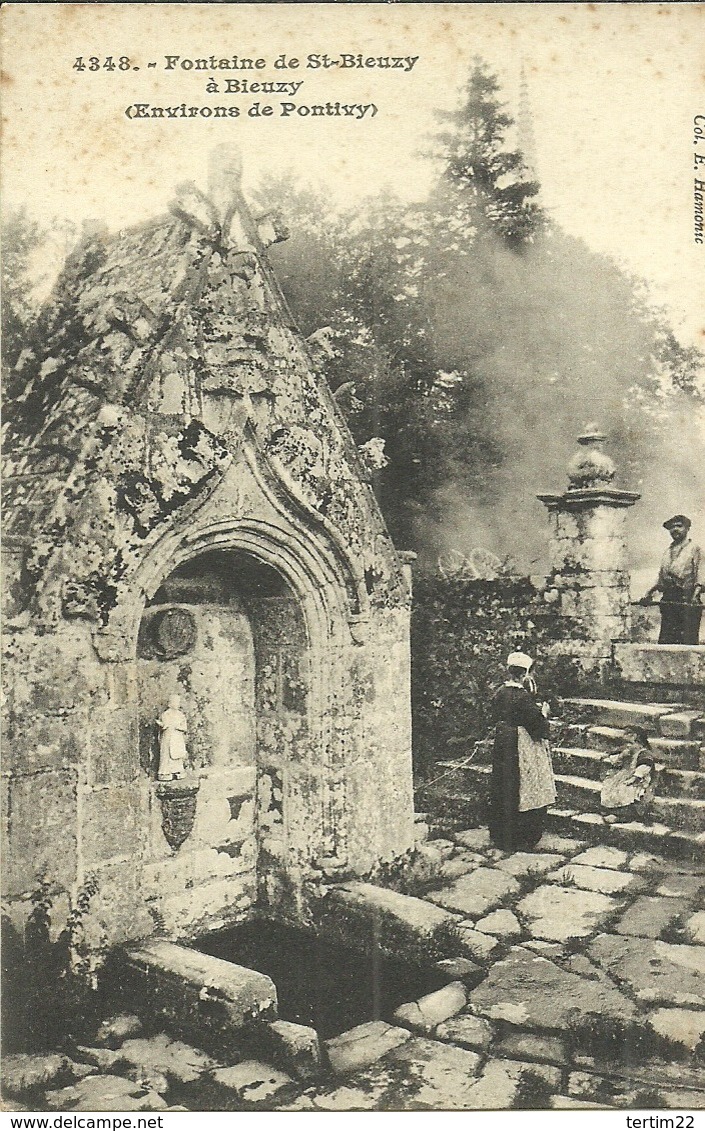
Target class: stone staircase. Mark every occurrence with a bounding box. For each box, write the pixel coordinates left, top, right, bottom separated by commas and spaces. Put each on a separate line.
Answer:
422, 645, 705, 862
546, 696, 705, 856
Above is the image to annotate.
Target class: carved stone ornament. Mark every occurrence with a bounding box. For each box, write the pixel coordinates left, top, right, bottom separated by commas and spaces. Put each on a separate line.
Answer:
156, 779, 200, 851
567, 425, 616, 490
151, 607, 197, 659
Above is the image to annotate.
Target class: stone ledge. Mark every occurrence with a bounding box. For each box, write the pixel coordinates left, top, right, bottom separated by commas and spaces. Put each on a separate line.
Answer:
321, 881, 458, 957
124, 939, 277, 1039
613, 644, 705, 690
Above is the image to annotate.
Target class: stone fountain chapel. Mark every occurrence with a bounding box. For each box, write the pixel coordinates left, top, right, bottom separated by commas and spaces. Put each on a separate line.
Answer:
2, 149, 416, 951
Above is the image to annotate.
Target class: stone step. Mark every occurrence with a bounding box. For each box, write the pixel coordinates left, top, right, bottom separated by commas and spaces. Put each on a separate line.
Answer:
560, 698, 691, 734
558, 723, 703, 770
552, 746, 606, 780
583, 726, 703, 768
557, 773, 705, 832
553, 748, 705, 797
421, 776, 704, 861
450, 760, 705, 833
545, 807, 705, 861
659, 768, 705, 800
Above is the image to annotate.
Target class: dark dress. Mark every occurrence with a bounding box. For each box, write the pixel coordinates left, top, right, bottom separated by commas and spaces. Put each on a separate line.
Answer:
659, 585, 703, 644
488, 683, 551, 852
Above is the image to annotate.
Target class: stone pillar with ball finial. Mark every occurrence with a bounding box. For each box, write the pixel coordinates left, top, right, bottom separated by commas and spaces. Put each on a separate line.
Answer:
537, 426, 640, 667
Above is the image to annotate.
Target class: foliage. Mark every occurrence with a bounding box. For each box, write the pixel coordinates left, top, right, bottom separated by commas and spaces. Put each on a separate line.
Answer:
1, 209, 46, 371
429, 56, 544, 248
428, 920, 464, 961
373, 848, 447, 900
1, 877, 108, 1052
410, 575, 598, 777
261, 58, 704, 567
511, 1068, 554, 1110
565, 1010, 665, 1065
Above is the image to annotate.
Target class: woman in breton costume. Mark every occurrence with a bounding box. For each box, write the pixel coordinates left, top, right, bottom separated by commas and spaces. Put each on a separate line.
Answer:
488, 652, 557, 852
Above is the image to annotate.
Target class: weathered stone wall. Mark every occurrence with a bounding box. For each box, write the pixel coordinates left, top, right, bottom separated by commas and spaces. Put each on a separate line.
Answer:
2, 621, 153, 947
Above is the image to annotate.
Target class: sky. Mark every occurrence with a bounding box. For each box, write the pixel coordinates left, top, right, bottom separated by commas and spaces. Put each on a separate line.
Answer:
2, 2, 703, 347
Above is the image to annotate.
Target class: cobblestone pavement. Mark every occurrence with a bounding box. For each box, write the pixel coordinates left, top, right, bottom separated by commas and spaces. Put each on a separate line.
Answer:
3, 826, 704, 1112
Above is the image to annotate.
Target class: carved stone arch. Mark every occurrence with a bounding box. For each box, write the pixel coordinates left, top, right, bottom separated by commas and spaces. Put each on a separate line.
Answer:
92, 515, 352, 663
238, 418, 371, 624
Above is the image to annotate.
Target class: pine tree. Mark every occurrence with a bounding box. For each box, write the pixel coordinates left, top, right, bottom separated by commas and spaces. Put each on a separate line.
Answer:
431, 57, 544, 248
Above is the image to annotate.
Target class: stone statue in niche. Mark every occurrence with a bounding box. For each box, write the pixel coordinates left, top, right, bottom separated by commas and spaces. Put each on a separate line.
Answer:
156, 694, 188, 780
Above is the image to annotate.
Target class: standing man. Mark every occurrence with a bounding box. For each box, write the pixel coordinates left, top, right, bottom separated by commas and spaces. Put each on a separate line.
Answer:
641, 515, 704, 644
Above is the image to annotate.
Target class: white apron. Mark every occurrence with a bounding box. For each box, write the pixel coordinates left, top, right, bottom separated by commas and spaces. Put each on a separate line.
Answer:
517, 726, 557, 812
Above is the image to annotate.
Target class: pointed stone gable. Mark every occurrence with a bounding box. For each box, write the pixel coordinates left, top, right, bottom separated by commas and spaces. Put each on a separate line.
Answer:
3, 153, 404, 630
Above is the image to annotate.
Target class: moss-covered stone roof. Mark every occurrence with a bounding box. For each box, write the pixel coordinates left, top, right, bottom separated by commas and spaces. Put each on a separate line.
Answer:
2, 173, 405, 625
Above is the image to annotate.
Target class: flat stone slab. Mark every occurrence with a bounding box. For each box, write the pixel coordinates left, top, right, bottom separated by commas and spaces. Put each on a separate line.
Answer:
429, 868, 521, 917
462, 1058, 535, 1110
454, 828, 492, 850
125, 940, 277, 1033
656, 873, 705, 899
571, 846, 630, 870
475, 910, 522, 940
496, 1032, 566, 1065
469, 946, 637, 1031
262, 1020, 322, 1082
615, 895, 690, 940
683, 910, 705, 945
628, 852, 666, 872
434, 1015, 493, 1051
45, 1075, 168, 1112
548, 864, 644, 895
313, 1036, 484, 1110
495, 852, 565, 877
647, 1008, 705, 1054
325, 1021, 410, 1076
456, 926, 502, 963
93, 1014, 143, 1048
589, 934, 705, 1007
1, 1054, 76, 1098
659, 1087, 705, 1110
567, 1070, 604, 1100
210, 1061, 296, 1107
73, 1047, 122, 1074
551, 1095, 607, 1109
113, 1034, 216, 1086
361, 1036, 484, 1109
392, 982, 467, 1034
440, 853, 486, 880
328, 881, 457, 941
538, 834, 586, 854
517, 885, 619, 941
434, 956, 484, 983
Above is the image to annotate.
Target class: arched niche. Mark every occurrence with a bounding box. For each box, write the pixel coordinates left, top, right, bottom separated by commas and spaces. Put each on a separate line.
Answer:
135, 541, 338, 920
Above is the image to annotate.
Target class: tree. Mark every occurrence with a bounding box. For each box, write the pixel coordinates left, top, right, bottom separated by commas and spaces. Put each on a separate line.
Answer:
430, 57, 544, 249
1, 209, 46, 370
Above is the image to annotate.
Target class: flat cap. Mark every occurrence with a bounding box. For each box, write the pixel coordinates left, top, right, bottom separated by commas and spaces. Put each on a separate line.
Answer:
663, 514, 691, 530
